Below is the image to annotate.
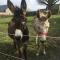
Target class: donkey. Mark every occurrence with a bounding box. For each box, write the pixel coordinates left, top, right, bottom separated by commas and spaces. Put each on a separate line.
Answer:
33, 9, 51, 55
7, 0, 29, 60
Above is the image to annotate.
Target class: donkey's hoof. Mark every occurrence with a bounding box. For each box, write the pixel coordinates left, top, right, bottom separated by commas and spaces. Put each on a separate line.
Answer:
36, 53, 39, 56
43, 51, 46, 55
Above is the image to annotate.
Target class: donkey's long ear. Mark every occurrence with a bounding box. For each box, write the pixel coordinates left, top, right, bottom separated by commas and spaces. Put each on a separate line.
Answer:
47, 10, 51, 18
36, 10, 40, 18
20, 0, 27, 10
7, 0, 15, 13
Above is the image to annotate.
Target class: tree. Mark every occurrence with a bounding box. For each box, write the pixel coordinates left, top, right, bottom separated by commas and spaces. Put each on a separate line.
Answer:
37, 0, 59, 10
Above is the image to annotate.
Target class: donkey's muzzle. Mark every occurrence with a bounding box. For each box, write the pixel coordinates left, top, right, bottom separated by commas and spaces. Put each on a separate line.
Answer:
15, 29, 23, 39
40, 17, 47, 21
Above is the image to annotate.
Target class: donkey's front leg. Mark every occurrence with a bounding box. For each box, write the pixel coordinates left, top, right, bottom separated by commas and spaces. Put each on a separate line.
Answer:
36, 35, 40, 56
36, 34, 38, 44
40, 35, 47, 55
14, 37, 22, 58
23, 43, 28, 60
41, 41, 46, 55
13, 39, 17, 49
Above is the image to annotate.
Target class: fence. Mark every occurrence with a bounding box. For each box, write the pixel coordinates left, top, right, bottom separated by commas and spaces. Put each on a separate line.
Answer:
0, 31, 60, 60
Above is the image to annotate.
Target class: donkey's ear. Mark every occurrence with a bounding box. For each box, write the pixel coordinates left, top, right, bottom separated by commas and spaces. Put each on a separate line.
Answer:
20, 0, 27, 11
36, 10, 40, 18
47, 10, 51, 18
7, 0, 15, 13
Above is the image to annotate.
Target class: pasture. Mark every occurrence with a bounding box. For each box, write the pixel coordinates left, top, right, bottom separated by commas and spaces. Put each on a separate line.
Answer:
0, 15, 60, 60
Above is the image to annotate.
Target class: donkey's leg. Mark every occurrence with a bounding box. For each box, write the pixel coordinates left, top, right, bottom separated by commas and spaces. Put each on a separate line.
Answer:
17, 43, 22, 58
36, 34, 38, 44
36, 36, 40, 56
40, 35, 47, 55
41, 41, 46, 55
13, 38, 19, 54
15, 37, 22, 58
13, 39, 17, 49
23, 43, 28, 60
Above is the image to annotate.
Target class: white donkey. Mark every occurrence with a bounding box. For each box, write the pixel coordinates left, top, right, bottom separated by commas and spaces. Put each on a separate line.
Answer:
33, 9, 51, 55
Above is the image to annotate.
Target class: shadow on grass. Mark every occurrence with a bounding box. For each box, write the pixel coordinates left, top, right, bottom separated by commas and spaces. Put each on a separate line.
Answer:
0, 22, 9, 24
0, 41, 60, 60
0, 42, 16, 60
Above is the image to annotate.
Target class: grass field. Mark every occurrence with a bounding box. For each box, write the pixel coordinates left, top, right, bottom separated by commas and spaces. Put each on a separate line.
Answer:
0, 15, 60, 60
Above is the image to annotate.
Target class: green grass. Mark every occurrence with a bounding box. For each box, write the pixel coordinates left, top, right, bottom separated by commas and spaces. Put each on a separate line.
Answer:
0, 15, 60, 60
49, 15, 60, 37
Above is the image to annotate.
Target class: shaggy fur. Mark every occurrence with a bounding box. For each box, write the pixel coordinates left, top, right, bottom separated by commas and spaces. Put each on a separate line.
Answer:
33, 9, 51, 55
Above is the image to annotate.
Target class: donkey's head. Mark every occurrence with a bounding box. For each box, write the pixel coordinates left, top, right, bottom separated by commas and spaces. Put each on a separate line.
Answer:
7, 0, 27, 38
37, 9, 51, 21
7, 0, 27, 28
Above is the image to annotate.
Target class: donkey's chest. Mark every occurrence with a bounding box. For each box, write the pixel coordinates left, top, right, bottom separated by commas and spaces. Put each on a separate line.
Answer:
33, 19, 49, 33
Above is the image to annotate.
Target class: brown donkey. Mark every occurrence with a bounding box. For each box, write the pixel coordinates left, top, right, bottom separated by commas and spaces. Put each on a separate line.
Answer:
7, 0, 29, 60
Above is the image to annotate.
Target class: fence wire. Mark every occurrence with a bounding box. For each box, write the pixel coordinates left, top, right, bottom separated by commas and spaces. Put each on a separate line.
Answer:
0, 51, 24, 60
0, 31, 60, 60
0, 31, 60, 39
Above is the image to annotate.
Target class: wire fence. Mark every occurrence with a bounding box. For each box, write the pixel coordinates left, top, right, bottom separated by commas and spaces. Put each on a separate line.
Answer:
0, 31, 60, 39
0, 51, 24, 60
0, 31, 60, 60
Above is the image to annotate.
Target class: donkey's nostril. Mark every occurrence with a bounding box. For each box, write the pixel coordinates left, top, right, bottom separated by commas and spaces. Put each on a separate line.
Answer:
42, 17, 46, 19
40, 17, 47, 21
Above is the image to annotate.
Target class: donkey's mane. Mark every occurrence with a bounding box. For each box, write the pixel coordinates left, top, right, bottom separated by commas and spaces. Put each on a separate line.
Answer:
12, 7, 26, 22
13, 7, 22, 17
